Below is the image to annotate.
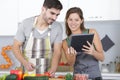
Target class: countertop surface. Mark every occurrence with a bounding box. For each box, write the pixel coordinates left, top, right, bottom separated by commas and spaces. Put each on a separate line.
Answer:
55, 72, 120, 79
102, 73, 120, 79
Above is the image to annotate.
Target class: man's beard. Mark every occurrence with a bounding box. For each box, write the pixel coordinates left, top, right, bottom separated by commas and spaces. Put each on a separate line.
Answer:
48, 19, 55, 25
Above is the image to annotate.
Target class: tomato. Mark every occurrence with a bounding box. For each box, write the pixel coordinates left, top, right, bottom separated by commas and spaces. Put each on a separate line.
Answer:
44, 72, 51, 77
2, 47, 7, 51
1, 52, 6, 56
59, 62, 65, 66
7, 45, 12, 50
10, 70, 23, 80
57, 75, 65, 78
36, 74, 42, 76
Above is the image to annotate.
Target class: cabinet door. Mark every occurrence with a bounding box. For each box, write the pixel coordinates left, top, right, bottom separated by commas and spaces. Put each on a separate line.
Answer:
0, 0, 18, 35
69, 0, 120, 21
109, 0, 120, 20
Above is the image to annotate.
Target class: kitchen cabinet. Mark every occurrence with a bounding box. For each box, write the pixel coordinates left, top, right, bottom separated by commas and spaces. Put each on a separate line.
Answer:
68, 0, 120, 21
0, 0, 18, 35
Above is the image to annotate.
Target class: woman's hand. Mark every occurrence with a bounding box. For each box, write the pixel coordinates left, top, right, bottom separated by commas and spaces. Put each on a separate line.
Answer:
67, 47, 77, 55
82, 41, 95, 55
65, 47, 77, 65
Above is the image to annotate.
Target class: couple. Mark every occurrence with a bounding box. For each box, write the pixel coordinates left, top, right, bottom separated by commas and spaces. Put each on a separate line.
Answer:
12, 0, 104, 79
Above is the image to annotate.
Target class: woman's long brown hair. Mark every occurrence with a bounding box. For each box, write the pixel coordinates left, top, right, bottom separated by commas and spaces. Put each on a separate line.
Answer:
65, 7, 86, 36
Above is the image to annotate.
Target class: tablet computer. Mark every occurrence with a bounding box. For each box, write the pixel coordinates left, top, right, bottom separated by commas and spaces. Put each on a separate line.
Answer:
70, 34, 94, 52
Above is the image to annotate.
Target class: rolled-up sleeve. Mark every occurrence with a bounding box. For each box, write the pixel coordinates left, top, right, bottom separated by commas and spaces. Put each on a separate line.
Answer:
14, 22, 25, 42
53, 22, 63, 43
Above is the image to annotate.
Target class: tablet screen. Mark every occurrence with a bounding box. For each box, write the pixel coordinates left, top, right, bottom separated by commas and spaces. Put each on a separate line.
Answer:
70, 34, 94, 52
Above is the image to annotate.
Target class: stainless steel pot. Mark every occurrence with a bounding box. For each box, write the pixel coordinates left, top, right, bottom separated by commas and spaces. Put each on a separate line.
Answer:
36, 58, 48, 74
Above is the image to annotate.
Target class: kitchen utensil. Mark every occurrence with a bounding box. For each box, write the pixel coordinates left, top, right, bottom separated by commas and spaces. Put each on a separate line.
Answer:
36, 58, 48, 74
33, 64, 41, 69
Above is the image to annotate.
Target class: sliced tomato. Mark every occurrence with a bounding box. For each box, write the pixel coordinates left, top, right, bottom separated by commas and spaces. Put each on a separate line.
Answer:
59, 62, 65, 66
44, 72, 51, 77
36, 74, 42, 76
57, 75, 65, 78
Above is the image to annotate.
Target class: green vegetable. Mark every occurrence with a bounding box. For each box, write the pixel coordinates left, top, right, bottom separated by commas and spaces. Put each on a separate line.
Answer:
5, 74, 18, 80
24, 76, 49, 80
65, 73, 73, 80
0, 74, 8, 80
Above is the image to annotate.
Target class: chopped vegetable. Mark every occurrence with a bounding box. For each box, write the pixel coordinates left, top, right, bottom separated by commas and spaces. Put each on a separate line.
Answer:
65, 73, 73, 80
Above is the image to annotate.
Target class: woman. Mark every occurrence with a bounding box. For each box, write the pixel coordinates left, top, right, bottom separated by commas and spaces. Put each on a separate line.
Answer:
62, 7, 104, 80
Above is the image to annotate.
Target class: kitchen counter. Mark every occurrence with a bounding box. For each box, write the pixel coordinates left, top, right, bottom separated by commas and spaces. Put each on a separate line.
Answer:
55, 72, 120, 80
1, 71, 120, 80
102, 73, 120, 79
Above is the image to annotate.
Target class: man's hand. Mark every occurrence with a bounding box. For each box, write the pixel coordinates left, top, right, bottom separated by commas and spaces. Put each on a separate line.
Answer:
48, 69, 55, 77
22, 61, 35, 71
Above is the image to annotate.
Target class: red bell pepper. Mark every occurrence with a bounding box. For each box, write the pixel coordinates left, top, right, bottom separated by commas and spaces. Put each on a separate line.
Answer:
10, 70, 23, 80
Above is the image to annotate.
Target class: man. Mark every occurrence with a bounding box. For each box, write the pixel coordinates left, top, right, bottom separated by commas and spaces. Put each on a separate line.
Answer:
13, 0, 63, 76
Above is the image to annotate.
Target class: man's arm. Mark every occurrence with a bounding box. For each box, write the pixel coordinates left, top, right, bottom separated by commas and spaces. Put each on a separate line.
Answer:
49, 43, 62, 73
12, 39, 34, 71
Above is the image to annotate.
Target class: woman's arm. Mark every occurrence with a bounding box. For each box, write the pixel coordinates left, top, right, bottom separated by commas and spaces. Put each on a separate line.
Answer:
62, 39, 77, 66
82, 29, 105, 62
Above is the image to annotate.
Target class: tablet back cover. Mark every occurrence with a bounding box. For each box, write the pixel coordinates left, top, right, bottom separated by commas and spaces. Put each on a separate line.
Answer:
70, 34, 94, 52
